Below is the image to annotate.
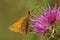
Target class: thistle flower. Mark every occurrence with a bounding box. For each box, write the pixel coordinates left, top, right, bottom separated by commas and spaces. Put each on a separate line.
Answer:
30, 6, 60, 33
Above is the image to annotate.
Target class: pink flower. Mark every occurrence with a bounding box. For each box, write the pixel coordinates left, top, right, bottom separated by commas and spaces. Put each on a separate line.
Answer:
30, 7, 60, 33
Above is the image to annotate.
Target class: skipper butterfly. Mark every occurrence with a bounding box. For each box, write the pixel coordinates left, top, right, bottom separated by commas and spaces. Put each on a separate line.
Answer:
9, 11, 35, 35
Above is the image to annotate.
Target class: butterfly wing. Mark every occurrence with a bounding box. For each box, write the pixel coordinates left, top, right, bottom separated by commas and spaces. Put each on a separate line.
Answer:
9, 16, 28, 34
20, 16, 29, 34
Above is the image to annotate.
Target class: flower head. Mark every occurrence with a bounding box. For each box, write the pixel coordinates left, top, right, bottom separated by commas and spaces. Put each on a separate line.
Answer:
30, 6, 60, 33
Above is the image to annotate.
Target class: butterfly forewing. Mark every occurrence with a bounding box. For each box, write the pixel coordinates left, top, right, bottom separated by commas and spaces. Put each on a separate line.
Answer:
9, 16, 27, 33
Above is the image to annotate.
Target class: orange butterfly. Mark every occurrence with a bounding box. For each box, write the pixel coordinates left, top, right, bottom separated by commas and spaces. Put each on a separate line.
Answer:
9, 11, 35, 35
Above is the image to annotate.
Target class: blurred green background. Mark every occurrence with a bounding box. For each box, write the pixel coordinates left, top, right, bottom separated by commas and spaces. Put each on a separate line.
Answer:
0, 0, 60, 40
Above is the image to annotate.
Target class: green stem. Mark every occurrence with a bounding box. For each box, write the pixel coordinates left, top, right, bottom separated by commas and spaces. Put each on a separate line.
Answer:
26, 33, 37, 40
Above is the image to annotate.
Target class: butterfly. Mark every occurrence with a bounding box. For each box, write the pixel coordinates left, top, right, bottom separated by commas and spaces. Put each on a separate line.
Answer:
9, 11, 35, 35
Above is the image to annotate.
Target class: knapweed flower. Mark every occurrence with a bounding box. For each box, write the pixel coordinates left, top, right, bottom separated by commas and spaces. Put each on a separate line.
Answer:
30, 6, 60, 33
